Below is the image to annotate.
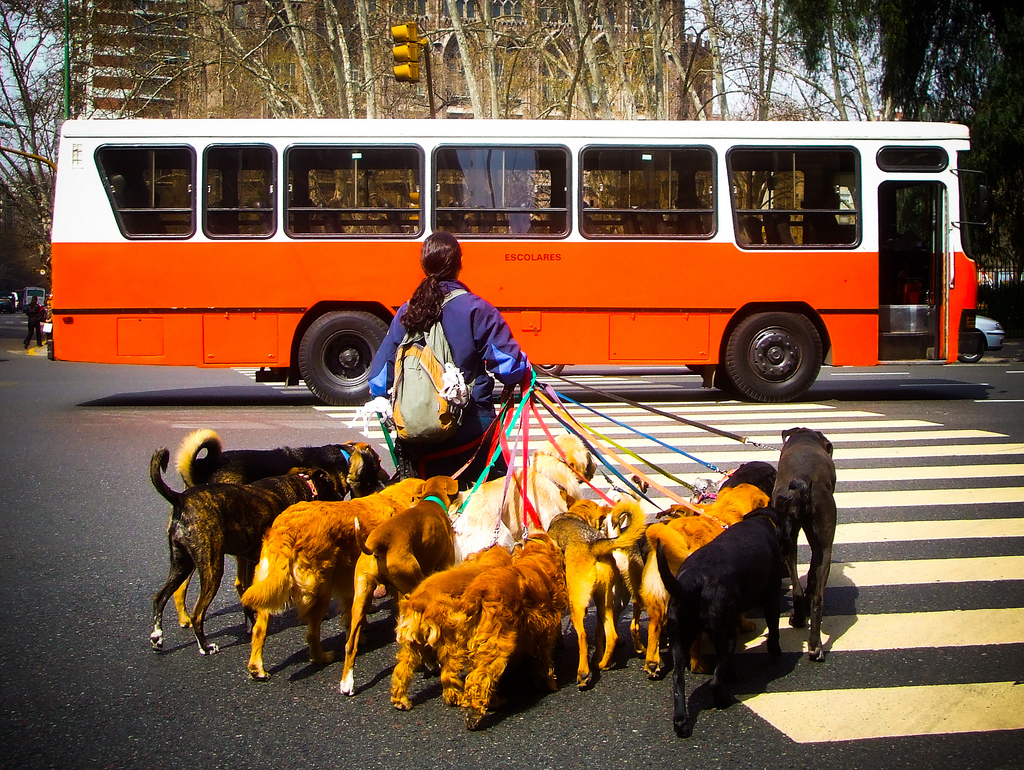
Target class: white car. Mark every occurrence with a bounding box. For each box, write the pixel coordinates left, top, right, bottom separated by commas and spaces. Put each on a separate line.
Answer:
959, 315, 1005, 363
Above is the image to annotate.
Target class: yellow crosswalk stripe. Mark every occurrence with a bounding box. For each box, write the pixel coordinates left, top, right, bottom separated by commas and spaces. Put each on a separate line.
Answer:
742, 681, 1024, 742
823, 556, 1024, 586
834, 518, 1024, 543
741, 608, 1024, 654
836, 487, 1024, 508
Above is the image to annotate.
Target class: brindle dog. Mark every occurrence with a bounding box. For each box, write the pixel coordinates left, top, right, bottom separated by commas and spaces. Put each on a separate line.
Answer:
149, 448, 340, 655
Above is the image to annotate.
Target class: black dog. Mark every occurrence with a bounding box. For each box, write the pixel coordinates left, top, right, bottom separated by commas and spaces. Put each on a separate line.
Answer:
149, 448, 340, 656
656, 506, 789, 739
175, 428, 387, 498
721, 461, 777, 499
772, 427, 836, 662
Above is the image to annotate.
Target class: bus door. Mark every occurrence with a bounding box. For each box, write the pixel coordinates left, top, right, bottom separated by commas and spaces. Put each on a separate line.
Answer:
877, 180, 947, 360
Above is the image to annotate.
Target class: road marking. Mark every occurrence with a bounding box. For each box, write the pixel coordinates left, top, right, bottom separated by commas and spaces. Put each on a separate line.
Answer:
833, 518, 1024, 544
821, 556, 1024, 586
742, 681, 1024, 743
836, 463, 1024, 482
741, 608, 1024, 654
836, 487, 1024, 508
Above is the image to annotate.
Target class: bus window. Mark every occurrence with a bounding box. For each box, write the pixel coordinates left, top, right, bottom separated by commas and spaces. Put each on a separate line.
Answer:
877, 146, 948, 172
96, 146, 195, 238
580, 146, 715, 238
285, 146, 422, 237
433, 146, 569, 237
729, 147, 860, 248
204, 145, 276, 238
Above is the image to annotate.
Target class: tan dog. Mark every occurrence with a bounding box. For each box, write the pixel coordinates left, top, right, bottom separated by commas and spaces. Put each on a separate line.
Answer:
452, 433, 596, 559
170, 430, 386, 629
240, 478, 425, 681
390, 545, 513, 710
639, 483, 769, 677
340, 475, 460, 696
456, 533, 568, 730
547, 500, 648, 689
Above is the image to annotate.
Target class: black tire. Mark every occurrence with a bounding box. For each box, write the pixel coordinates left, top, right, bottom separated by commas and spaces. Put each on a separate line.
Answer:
958, 344, 985, 364
536, 364, 565, 376
298, 311, 389, 405
724, 312, 822, 403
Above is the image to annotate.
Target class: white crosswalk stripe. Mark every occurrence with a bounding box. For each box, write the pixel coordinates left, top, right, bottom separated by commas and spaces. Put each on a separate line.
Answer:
237, 367, 1023, 743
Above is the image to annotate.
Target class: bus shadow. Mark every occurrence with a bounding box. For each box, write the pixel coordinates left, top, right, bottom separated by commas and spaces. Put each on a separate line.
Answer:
806, 378, 994, 401
80, 386, 321, 407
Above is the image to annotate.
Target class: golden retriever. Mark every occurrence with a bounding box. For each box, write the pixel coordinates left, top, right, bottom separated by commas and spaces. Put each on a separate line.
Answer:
239, 478, 425, 681
390, 545, 513, 710
456, 533, 568, 730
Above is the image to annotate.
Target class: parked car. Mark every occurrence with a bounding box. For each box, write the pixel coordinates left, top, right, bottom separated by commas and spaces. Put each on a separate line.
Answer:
958, 315, 1005, 363
0, 297, 13, 313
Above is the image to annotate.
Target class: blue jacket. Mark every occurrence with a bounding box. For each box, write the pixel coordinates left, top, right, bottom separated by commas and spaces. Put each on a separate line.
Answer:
369, 280, 531, 408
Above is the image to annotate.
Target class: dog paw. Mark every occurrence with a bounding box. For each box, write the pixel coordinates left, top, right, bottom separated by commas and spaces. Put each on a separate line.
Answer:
150, 631, 163, 651
789, 614, 807, 629
340, 670, 355, 696
248, 667, 270, 681
463, 709, 485, 731
310, 651, 334, 665
673, 718, 693, 739
441, 689, 463, 707
576, 672, 592, 690
391, 696, 413, 711
644, 662, 664, 680
198, 642, 220, 656
808, 647, 826, 662
768, 640, 782, 657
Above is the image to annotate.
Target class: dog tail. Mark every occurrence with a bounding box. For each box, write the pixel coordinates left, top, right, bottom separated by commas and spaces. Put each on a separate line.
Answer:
175, 428, 222, 487
354, 517, 374, 556
241, 537, 294, 614
655, 542, 702, 611
150, 448, 182, 507
591, 499, 648, 558
776, 478, 811, 519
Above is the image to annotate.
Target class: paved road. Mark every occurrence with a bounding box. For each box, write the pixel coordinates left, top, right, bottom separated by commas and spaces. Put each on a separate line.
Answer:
1, 314, 1022, 768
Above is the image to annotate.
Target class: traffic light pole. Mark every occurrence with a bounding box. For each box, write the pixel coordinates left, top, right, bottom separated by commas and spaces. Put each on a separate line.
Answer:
421, 36, 436, 120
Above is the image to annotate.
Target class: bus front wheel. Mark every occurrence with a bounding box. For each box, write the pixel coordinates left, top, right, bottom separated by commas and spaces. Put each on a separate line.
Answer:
724, 312, 822, 403
298, 311, 389, 406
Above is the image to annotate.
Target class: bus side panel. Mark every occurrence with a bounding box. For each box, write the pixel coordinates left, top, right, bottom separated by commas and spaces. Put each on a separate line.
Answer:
822, 314, 879, 365
948, 250, 978, 362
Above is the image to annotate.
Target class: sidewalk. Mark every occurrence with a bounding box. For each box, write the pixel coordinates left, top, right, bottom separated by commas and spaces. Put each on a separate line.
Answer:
986, 337, 1024, 363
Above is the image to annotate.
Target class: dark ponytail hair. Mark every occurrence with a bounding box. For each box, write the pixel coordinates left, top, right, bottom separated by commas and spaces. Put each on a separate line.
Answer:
402, 232, 463, 335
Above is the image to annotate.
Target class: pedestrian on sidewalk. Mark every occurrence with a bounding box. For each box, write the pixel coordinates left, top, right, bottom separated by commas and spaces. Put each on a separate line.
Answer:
23, 296, 44, 349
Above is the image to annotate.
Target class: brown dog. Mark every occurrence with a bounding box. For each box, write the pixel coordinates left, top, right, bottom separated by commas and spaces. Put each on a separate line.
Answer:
149, 448, 340, 656
451, 433, 596, 559
390, 545, 513, 710
640, 483, 769, 677
772, 427, 837, 662
170, 431, 386, 629
240, 477, 426, 681
456, 533, 568, 730
339, 475, 460, 696
547, 500, 648, 689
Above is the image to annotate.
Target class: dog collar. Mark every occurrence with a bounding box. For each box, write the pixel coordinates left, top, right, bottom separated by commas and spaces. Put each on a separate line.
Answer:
423, 494, 448, 509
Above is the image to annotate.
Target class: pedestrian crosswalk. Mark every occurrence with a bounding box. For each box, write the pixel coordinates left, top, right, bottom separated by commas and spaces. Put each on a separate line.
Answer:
237, 367, 1024, 745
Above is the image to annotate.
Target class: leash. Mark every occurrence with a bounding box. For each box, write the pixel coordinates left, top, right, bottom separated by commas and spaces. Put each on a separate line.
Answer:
534, 387, 694, 510
555, 392, 725, 476
542, 370, 780, 450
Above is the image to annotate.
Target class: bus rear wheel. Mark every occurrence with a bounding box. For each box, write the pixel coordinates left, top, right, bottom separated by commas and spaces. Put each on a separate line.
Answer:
298, 311, 389, 406
724, 312, 822, 403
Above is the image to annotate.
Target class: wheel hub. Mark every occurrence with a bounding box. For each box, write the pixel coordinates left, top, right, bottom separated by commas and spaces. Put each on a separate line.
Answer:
750, 327, 800, 381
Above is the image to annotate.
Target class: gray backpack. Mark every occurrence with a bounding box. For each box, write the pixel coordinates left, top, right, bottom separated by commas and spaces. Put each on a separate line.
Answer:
391, 289, 467, 443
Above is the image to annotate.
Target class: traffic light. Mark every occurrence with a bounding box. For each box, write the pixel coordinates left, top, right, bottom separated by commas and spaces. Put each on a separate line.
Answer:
392, 22, 420, 83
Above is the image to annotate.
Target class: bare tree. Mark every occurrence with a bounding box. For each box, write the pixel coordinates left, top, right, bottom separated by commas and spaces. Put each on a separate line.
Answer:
0, 0, 60, 288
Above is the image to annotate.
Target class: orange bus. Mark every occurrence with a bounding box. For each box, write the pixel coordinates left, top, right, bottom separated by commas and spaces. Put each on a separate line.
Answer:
50, 119, 985, 403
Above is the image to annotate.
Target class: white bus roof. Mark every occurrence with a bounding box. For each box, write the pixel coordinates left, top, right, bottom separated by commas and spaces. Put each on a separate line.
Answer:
59, 118, 970, 144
